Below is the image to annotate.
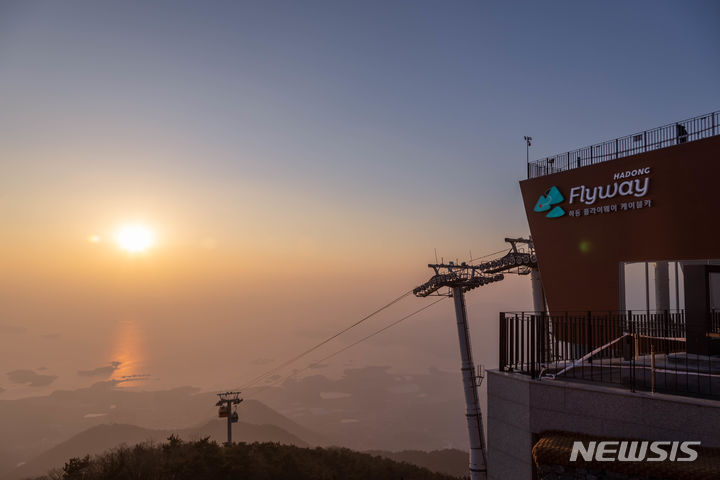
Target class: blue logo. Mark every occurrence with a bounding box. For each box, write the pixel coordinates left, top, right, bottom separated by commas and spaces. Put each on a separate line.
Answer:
534, 186, 565, 218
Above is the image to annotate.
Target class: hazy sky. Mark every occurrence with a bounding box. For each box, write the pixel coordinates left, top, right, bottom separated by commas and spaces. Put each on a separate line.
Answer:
1, 1, 719, 398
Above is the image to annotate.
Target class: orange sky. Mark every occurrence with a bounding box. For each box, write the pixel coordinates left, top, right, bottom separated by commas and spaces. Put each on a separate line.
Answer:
1, 0, 716, 399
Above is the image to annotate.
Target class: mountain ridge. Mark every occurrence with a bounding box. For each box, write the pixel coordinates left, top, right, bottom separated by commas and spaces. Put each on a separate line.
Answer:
5, 420, 308, 480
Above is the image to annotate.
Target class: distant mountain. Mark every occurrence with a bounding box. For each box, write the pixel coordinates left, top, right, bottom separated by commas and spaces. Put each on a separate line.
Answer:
190, 419, 308, 446
366, 449, 469, 478
235, 398, 327, 446
0, 382, 327, 474
0, 365, 471, 477
5, 421, 308, 480
27, 437, 461, 480
8, 424, 162, 480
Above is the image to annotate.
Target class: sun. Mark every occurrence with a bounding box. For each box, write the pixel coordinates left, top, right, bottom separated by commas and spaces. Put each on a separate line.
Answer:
115, 225, 155, 253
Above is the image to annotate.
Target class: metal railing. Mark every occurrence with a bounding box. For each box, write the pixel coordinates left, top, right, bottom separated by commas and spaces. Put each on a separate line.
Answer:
499, 311, 720, 399
527, 111, 720, 179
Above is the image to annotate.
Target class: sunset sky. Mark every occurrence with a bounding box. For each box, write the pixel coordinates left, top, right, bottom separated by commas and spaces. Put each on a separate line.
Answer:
1, 0, 719, 398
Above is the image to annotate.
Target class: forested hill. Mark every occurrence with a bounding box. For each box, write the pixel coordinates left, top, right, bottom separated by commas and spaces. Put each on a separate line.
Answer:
33, 437, 464, 480
366, 449, 469, 478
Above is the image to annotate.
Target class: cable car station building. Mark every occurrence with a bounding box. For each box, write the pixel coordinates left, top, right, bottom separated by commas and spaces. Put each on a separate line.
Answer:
486, 111, 720, 479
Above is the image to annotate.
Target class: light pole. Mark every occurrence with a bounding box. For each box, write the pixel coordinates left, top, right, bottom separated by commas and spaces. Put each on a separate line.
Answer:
524, 136, 532, 177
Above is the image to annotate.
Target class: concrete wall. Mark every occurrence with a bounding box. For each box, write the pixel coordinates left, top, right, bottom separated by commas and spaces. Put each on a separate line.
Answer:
486, 370, 533, 480
486, 370, 720, 480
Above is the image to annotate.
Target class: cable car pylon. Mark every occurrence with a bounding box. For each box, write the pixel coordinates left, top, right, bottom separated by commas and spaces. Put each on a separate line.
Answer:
216, 391, 243, 446
413, 237, 538, 480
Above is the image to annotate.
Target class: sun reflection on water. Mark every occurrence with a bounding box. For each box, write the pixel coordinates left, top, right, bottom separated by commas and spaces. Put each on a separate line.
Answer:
109, 319, 147, 387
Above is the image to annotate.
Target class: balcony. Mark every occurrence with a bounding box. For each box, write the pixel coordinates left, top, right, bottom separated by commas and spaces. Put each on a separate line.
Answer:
499, 310, 720, 399
527, 111, 720, 179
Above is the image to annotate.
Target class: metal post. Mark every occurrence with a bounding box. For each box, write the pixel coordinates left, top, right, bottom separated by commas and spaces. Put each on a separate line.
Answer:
645, 262, 650, 316
618, 262, 626, 312
226, 400, 232, 445
651, 345, 655, 394
499, 313, 506, 371
675, 261, 680, 310
539, 311, 546, 369
664, 309, 670, 356
452, 287, 487, 480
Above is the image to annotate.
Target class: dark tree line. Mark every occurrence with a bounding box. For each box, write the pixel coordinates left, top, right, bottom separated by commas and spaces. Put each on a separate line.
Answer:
35, 436, 463, 480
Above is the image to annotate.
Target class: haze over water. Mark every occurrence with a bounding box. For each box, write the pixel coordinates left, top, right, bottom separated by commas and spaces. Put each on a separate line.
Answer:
1, 0, 718, 402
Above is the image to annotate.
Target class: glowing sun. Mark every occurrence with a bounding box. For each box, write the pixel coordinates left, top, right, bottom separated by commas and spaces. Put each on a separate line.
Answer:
115, 225, 155, 253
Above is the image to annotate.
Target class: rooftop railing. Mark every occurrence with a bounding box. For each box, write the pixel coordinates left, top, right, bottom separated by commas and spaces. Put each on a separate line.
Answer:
499, 310, 720, 399
527, 111, 720, 179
